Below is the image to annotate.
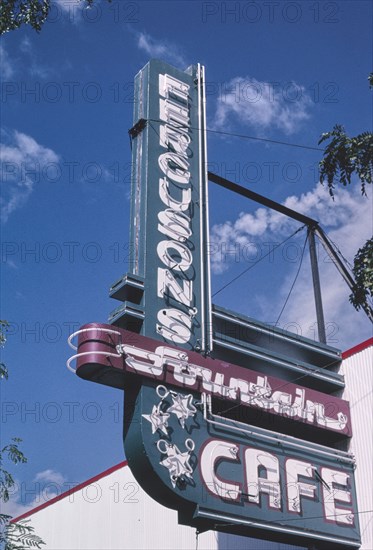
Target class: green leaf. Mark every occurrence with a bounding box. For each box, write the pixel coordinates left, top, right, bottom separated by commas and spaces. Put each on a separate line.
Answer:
349, 237, 373, 311
5, 519, 45, 549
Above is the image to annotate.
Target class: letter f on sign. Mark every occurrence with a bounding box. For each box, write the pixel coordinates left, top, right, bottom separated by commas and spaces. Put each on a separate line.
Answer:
286, 459, 317, 513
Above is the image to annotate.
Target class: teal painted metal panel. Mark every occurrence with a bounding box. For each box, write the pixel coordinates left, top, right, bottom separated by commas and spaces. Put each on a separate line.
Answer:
124, 381, 360, 550
126, 59, 211, 352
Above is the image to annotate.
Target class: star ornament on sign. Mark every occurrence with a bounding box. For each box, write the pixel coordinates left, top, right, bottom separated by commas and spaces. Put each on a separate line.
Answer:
167, 392, 197, 428
158, 439, 195, 488
142, 405, 170, 435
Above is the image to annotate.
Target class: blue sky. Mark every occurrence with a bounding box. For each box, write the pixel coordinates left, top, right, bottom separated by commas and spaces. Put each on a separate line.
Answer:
1, 0, 372, 519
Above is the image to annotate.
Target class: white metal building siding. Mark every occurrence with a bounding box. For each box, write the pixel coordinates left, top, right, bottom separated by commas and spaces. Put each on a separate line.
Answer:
21, 463, 302, 550
341, 344, 373, 550
22, 464, 217, 550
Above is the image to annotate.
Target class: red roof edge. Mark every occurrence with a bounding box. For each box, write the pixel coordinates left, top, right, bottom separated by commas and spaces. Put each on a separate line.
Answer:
342, 337, 373, 360
11, 460, 128, 524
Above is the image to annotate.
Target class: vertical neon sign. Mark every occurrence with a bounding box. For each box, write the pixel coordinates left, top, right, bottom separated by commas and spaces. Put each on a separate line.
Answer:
128, 60, 211, 351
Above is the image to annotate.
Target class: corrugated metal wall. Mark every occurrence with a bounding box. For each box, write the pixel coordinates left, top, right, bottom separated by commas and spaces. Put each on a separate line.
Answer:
24, 465, 217, 550
342, 345, 373, 550
23, 465, 303, 550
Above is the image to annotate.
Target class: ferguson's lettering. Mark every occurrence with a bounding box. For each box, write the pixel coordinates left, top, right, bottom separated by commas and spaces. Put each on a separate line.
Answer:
159, 177, 191, 211
157, 268, 193, 307
157, 72, 195, 344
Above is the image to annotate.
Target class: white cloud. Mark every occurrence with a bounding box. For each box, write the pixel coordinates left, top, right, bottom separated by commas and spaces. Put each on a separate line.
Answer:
270, 196, 372, 347
0, 39, 52, 81
214, 77, 312, 135
210, 184, 372, 273
54, 0, 80, 13
210, 184, 372, 347
0, 45, 15, 79
19, 36, 32, 54
34, 469, 67, 501
19, 36, 53, 78
0, 130, 59, 222
137, 31, 187, 69
1, 470, 68, 521
49, 0, 91, 29
34, 469, 66, 485
0, 489, 31, 519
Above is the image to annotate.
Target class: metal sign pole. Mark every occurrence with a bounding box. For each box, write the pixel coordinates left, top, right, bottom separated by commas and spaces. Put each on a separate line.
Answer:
309, 227, 327, 344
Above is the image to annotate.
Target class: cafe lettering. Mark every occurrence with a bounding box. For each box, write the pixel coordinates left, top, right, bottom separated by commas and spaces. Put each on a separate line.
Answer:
200, 439, 354, 524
